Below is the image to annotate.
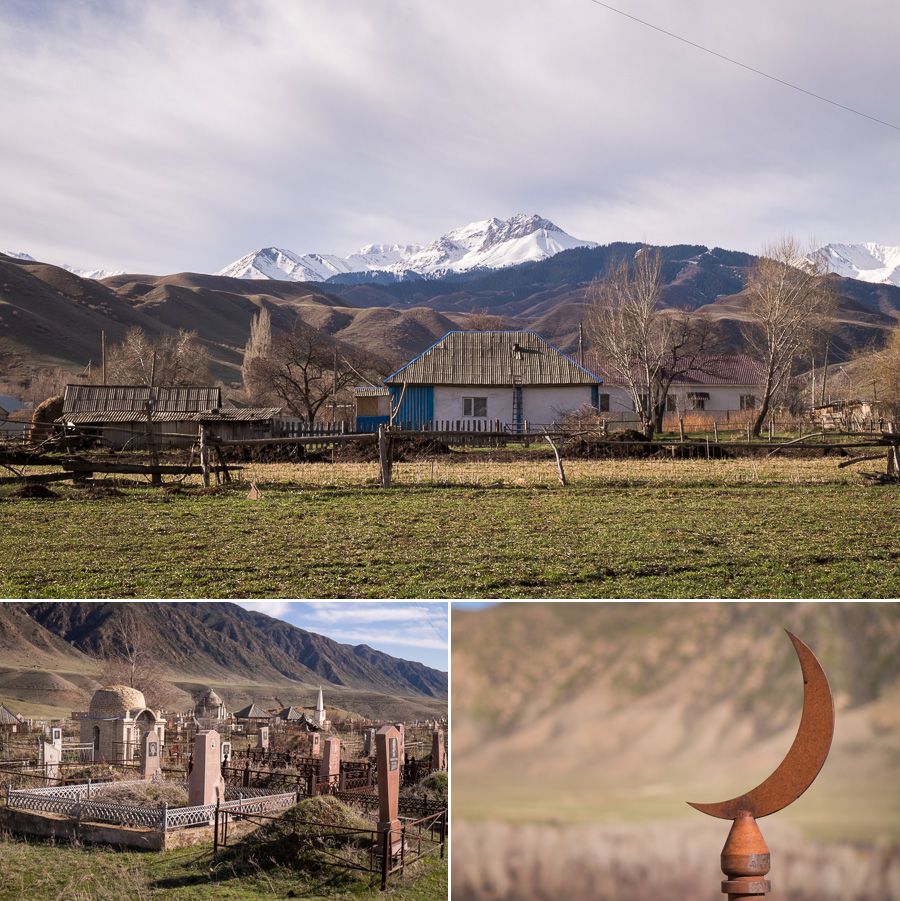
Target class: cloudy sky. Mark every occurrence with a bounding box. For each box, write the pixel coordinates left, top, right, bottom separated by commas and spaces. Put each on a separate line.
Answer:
235, 601, 448, 671
1, 0, 898, 274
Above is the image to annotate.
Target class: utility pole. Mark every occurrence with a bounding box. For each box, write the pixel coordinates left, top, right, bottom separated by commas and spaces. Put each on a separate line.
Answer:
332, 346, 338, 423
578, 322, 584, 367
101, 330, 107, 385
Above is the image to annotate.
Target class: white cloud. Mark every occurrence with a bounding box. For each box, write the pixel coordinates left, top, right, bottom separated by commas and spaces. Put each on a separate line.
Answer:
2, 0, 898, 272
234, 600, 292, 619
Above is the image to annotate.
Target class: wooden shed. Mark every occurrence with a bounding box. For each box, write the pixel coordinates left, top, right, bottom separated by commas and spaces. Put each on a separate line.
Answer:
56, 384, 281, 449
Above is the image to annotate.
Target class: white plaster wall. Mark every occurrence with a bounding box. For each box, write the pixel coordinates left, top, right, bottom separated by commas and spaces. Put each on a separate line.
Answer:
521, 386, 596, 425
433, 387, 513, 425
667, 385, 761, 412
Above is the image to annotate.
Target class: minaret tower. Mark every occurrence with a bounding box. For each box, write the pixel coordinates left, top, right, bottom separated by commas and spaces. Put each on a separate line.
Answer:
315, 686, 326, 728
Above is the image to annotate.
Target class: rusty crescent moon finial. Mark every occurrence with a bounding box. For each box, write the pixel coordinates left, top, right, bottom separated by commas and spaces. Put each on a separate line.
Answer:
687, 630, 835, 820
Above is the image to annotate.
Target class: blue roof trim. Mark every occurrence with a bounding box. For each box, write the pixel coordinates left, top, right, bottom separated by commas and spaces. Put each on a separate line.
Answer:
384, 329, 603, 385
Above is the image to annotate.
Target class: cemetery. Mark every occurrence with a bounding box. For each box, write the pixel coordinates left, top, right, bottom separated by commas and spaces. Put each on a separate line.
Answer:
0, 683, 448, 895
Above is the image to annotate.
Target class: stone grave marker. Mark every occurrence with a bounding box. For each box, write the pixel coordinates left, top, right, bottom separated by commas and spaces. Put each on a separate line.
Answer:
363, 727, 376, 757
376, 724, 402, 855
310, 732, 321, 757
430, 729, 446, 772
51, 727, 63, 750
319, 737, 340, 792
257, 726, 269, 750
141, 729, 162, 781
221, 740, 232, 764
394, 723, 405, 765
39, 736, 61, 780
189, 730, 226, 808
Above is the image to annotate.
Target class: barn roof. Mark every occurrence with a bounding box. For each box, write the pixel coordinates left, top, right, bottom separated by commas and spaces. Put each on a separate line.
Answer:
58, 407, 281, 425
63, 385, 222, 415
353, 386, 391, 397
385, 331, 602, 387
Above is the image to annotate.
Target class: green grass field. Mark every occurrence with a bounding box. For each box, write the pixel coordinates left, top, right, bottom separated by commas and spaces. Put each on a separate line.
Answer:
0, 833, 446, 901
0, 459, 896, 597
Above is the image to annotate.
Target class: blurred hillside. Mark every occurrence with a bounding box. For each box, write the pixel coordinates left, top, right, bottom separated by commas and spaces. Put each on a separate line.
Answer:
452, 602, 900, 843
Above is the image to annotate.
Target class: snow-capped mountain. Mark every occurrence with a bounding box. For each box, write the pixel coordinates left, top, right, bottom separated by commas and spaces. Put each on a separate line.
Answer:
815, 242, 900, 287
3, 249, 122, 280
217, 214, 597, 282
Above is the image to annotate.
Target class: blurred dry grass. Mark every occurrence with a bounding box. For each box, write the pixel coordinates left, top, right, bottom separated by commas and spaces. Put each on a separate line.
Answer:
233, 456, 861, 489
452, 819, 900, 901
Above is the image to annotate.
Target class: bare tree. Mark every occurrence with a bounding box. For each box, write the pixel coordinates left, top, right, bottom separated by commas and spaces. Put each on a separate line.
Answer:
853, 325, 900, 418
106, 327, 212, 386
587, 248, 716, 437
98, 607, 183, 710
245, 321, 366, 420
241, 306, 272, 400
743, 237, 835, 436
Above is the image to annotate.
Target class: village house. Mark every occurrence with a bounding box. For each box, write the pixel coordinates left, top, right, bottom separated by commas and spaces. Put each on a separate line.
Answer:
383, 330, 604, 431
57, 384, 282, 449
586, 352, 767, 419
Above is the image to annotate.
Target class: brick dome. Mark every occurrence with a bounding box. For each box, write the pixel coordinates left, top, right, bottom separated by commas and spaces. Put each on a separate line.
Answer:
89, 685, 147, 717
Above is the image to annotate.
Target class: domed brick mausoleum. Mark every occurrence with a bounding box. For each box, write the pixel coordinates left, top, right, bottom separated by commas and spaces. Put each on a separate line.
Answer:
78, 685, 166, 763
195, 688, 227, 722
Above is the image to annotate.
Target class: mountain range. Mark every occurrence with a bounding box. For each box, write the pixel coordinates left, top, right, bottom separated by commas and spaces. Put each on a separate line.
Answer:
0, 602, 447, 721
2, 228, 898, 388
217, 214, 597, 282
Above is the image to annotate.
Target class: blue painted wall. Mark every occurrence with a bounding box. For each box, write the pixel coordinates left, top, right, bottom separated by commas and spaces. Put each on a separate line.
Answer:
356, 415, 389, 433
388, 386, 434, 427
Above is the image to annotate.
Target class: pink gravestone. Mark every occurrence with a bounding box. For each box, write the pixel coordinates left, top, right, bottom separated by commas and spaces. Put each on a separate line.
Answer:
141, 729, 162, 781
376, 724, 402, 855
430, 729, 446, 772
189, 730, 225, 807
319, 737, 340, 791
309, 732, 321, 757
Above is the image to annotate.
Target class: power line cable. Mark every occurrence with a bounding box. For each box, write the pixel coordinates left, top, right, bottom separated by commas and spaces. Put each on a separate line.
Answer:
585, 0, 900, 132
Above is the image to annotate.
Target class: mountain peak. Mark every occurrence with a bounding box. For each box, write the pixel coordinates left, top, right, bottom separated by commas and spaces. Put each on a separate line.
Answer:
814, 241, 900, 287
218, 214, 596, 283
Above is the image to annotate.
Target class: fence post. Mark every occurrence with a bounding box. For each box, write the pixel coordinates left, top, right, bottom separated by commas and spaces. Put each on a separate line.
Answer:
213, 800, 219, 858
199, 424, 210, 488
678, 418, 685, 442
713, 420, 719, 443
381, 828, 390, 891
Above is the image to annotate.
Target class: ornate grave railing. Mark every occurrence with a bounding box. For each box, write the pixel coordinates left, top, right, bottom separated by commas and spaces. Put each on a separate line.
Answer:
7, 781, 296, 833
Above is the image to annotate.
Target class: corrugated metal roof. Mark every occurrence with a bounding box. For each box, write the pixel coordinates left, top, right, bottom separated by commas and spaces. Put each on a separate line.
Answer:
58, 407, 280, 425
63, 384, 222, 414
385, 331, 602, 387
587, 353, 765, 387
353, 386, 391, 397
0, 704, 22, 725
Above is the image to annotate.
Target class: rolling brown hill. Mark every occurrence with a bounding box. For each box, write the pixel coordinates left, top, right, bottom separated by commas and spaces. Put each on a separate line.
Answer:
0, 603, 446, 722
4, 243, 897, 391
0, 256, 458, 385
452, 602, 900, 843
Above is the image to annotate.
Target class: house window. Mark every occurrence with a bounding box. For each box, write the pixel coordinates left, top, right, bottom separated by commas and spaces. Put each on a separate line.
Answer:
740, 394, 757, 410
688, 392, 709, 411
463, 397, 487, 417
598, 393, 610, 412
666, 395, 677, 413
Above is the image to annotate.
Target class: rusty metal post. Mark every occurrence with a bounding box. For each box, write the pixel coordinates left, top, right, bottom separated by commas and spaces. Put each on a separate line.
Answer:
720, 812, 770, 899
